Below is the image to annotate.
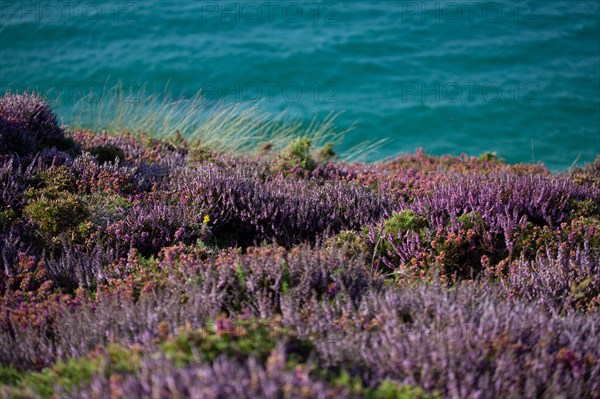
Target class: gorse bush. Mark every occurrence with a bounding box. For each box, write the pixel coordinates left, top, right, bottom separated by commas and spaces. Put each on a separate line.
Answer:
1, 93, 599, 398
24, 192, 89, 243
274, 136, 315, 173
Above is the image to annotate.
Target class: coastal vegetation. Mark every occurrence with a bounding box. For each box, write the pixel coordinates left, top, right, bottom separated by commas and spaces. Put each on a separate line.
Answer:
1, 92, 599, 398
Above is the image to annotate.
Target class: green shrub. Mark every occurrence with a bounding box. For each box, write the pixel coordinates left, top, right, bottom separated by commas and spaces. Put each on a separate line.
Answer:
29, 166, 76, 194
23, 167, 89, 246
1, 357, 100, 399
0, 344, 139, 399
457, 211, 483, 230
275, 136, 316, 173
478, 151, 503, 163
88, 144, 125, 163
569, 198, 600, 219
0, 209, 17, 226
161, 317, 311, 366
325, 230, 369, 259
24, 193, 88, 242
188, 142, 215, 162
330, 372, 438, 399
0, 365, 22, 386
383, 210, 428, 237
371, 380, 438, 399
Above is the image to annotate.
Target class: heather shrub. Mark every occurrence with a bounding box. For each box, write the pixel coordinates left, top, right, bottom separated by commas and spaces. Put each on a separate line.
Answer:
0, 92, 72, 156
28, 165, 76, 194
67, 355, 352, 399
368, 171, 600, 282
0, 159, 27, 213
105, 191, 210, 256
44, 242, 116, 290
570, 198, 600, 219
209, 245, 380, 315
283, 284, 600, 398
501, 244, 600, 312
372, 210, 485, 282
1, 317, 437, 399
0, 252, 51, 296
170, 165, 387, 247
70, 152, 136, 195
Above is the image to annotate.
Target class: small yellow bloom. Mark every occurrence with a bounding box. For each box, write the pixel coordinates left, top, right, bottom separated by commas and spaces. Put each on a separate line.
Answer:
203, 214, 210, 224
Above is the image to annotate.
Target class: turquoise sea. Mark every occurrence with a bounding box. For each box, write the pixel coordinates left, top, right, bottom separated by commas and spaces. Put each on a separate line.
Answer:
1, 0, 599, 169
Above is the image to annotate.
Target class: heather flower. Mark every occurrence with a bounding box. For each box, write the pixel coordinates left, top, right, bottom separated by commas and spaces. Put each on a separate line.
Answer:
0, 92, 71, 155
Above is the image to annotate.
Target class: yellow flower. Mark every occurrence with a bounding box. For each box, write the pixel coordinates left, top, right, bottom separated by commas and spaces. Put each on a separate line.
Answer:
203, 214, 210, 224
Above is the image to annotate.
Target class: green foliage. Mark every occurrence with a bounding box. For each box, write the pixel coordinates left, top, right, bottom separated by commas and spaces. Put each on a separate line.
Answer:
384, 210, 428, 237
570, 198, 600, 219
161, 317, 308, 366
88, 144, 125, 163
22, 166, 90, 245
2, 356, 101, 398
371, 380, 438, 399
188, 142, 215, 162
281, 260, 291, 293
478, 151, 503, 163
0, 209, 17, 226
235, 264, 247, 289
24, 193, 89, 241
457, 211, 483, 230
571, 278, 592, 300
29, 166, 76, 194
275, 136, 316, 173
330, 370, 364, 395
325, 230, 369, 259
330, 372, 437, 399
0, 365, 22, 386
0, 344, 140, 399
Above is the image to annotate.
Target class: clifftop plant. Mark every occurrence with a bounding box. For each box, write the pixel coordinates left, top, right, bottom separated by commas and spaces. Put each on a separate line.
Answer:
23, 167, 89, 247
274, 136, 316, 173
0, 92, 73, 156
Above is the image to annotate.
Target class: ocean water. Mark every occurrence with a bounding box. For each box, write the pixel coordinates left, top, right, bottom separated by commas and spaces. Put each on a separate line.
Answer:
1, 0, 599, 169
